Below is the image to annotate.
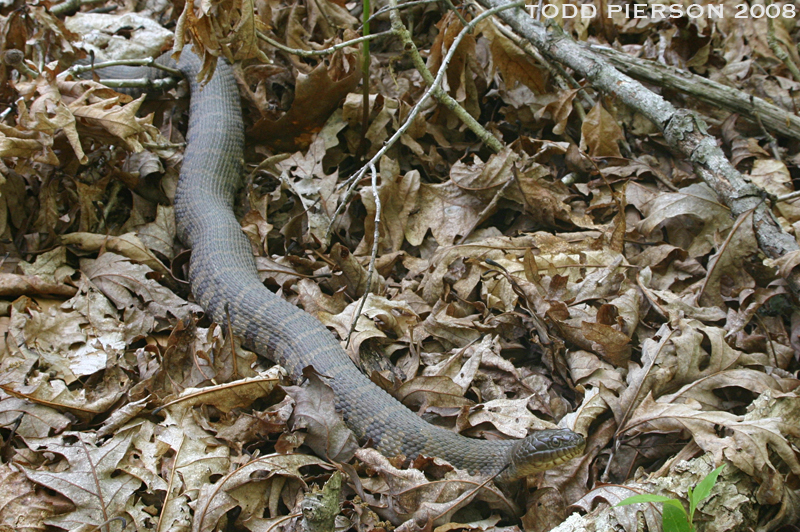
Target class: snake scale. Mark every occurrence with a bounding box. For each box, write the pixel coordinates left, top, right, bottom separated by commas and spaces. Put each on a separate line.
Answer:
104, 48, 585, 481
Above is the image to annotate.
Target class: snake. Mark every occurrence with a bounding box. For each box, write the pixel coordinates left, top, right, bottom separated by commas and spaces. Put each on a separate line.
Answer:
96, 48, 585, 482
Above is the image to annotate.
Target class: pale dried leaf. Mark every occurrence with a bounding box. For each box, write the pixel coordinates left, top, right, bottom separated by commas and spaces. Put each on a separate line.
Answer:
23, 432, 139, 532
81, 252, 201, 325
0, 462, 56, 532
580, 102, 623, 158
193, 454, 329, 532
635, 183, 731, 258
284, 371, 359, 464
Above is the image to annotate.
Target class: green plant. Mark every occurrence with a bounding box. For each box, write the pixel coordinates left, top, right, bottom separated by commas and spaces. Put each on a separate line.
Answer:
616, 465, 725, 532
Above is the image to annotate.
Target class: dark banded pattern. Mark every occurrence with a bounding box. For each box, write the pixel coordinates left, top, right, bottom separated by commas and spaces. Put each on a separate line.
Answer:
110, 49, 585, 481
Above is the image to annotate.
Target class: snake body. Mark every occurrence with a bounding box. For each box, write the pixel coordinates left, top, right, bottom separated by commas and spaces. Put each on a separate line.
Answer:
109, 49, 585, 480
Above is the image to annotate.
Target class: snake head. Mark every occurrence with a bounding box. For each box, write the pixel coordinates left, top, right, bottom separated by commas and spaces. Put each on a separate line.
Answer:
499, 429, 586, 482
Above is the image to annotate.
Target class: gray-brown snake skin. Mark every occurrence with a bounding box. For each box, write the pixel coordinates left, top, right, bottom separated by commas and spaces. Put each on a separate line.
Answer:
111, 49, 585, 480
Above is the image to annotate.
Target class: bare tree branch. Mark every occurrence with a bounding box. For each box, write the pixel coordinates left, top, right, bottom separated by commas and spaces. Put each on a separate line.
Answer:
477, 0, 800, 295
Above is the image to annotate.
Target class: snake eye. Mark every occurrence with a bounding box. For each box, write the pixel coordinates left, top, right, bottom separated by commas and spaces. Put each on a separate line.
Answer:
502, 429, 586, 481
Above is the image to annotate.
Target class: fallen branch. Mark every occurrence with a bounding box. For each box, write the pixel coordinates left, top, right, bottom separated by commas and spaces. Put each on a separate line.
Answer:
478, 0, 800, 295
587, 44, 800, 141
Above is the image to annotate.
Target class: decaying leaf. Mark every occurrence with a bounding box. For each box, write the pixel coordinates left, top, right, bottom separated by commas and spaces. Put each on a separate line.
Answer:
284, 369, 360, 464
81, 252, 201, 332
0, 463, 57, 532
580, 102, 624, 158
193, 453, 331, 532
23, 431, 139, 532
355, 448, 516, 527
632, 183, 732, 258
251, 54, 360, 150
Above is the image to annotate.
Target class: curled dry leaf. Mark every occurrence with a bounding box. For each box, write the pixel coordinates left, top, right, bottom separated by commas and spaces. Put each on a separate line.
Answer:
0, 463, 57, 531
622, 390, 800, 486
326, 242, 387, 299
355, 448, 516, 527
15, 73, 86, 164
193, 454, 331, 532
476, 19, 548, 94
316, 292, 417, 356
571, 483, 661, 532
0, 391, 72, 438
23, 432, 140, 532
63, 232, 172, 277
580, 102, 624, 158
251, 54, 361, 151
396, 375, 473, 412
406, 180, 487, 247
66, 90, 155, 152
465, 396, 558, 439
148, 420, 231, 531
0, 272, 76, 298
80, 251, 201, 329
632, 183, 732, 258
284, 369, 360, 465
428, 11, 481, 116
1, 280, 129, 420
357, 158, 420, 255
160, 372, 282, 420
0, 122, 56, 163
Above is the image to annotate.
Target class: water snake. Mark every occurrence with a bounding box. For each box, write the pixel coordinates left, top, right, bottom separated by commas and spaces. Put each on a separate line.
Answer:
98, 49, 586, 481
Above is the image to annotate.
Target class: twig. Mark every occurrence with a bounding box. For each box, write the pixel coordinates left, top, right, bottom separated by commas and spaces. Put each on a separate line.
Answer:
62, 56, 182, 91
479, 0, 800, 296
256, 30, 393, 58
753, 313, 780, 368
490, 18, 593, 115
441, 0, 470, 28
3, 49, 38, 78
389, 0, 505, 153
326, 0, 525, 242
264, 513, 302, 532
98, 180, 123, 233
225, 303, 239, 379
345, 163, 381, 347
766, 0, 800, 82
85, 516, 128, 532
776, 190, 800, 204
50, 0, 105, 15
752, 102, 782, 162
65, 56, 182, 78
588, 44, 800, 141
356, 0, 373, 160
368, 0, 440, 23
141, 141, 185, 150
87, 5, 119, 14
75, 77, 177, 90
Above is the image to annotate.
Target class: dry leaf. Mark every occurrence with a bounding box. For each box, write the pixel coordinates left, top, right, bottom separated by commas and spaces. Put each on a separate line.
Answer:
23, 432, 140, 532
580, 102, 624, 158
284, 370, 360, 464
